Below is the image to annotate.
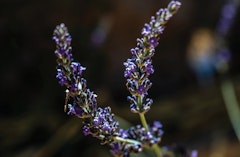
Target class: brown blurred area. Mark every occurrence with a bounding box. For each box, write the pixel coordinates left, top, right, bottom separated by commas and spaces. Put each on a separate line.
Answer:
0, 0, 240, 156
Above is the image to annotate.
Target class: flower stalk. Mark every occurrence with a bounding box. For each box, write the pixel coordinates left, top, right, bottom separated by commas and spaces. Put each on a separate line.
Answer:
124, 1, 181, 156
52, 1, 181, 157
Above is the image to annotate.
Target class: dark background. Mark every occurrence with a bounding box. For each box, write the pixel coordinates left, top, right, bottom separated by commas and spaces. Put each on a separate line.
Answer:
1, 0, 240, 156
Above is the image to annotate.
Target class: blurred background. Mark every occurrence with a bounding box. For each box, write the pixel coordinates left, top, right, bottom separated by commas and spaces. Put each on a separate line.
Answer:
0, 0, 240, 156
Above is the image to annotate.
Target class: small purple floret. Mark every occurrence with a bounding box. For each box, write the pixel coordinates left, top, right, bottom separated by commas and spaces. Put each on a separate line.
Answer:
71, 62, 86, 76
67, 104, 84, 116
138, 85, 147, 95
149, 37, 159, 48
142, 24, 152, 36
56, 69, 68, 86
82, 125, 91, 136
124, 59, 137, 77
144, 59, 154, 75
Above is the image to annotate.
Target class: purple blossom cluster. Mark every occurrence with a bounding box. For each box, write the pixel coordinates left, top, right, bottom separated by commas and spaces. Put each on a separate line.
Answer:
52, 1, 183, 157
83, 107, 119, 144
110, 121, 163, 157
124, 1, 181, 114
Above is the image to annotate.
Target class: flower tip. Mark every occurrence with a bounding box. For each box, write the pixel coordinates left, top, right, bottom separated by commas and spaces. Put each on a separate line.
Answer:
60, 23, 66, 27
168, 1, 181, 14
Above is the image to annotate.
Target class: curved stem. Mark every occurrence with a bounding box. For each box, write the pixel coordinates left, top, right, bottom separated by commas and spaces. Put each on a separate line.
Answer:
137, 95, 163, 157
220, 77, 240, 141
152, 144, 163, 157
139, 113, 149, 132
139, 112, 163, 157
113, 136, 141, 145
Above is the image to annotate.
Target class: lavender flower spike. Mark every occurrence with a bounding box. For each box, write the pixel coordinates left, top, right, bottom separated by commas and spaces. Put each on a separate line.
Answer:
53, 23, 120, 144
124, 1, 181, 114
53, 23, 93, 118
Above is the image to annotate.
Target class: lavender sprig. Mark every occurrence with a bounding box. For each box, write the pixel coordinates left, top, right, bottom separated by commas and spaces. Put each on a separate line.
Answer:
123, 1, 181, 156
124, 1, 181, 114
53, 23, 120, 144
215, 1, 240, 141
53, 1, 181, 157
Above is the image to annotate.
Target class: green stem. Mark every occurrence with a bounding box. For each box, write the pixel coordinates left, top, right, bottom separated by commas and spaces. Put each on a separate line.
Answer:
113, 136, 141, 145
220, 78, 240, 141
137, 95, 163, 157
139, 113, 163, 157
152, 144, 163, 157
139, 113, 149, 131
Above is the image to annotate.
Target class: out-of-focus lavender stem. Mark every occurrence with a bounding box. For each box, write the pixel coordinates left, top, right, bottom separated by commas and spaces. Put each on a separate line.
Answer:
220, 78, 240, 141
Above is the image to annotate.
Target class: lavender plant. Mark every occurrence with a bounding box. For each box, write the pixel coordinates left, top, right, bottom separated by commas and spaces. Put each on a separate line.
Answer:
52, 1, 182, 157
215, 0, 240, 141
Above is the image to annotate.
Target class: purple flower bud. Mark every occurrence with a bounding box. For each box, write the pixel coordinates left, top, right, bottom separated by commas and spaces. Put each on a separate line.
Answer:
102, 123, 111, 132
70, 62, 86, 76
137, 85, 147, 95
153, 121, 162, 130
167, 0, 182, 15
142, 24, 152, 36
124, 59, 137, 77
70, 83, 79, 93
82, 125, 91, 136
137, 78, 152, 96
93, 116, 103, 126
130, 48, 137, 56
118, 129, 129, 138
144, 59, 154, 75
56, 69, 68, 86
67, 104, 84, 116
151, 121, 164, 139
149, 37, 159, 48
